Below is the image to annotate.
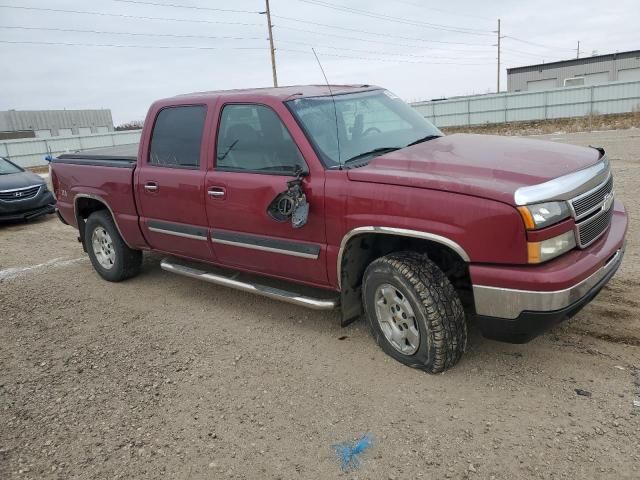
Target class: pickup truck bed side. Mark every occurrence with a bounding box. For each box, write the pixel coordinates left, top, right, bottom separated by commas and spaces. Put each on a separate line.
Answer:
53, 151, 147, 250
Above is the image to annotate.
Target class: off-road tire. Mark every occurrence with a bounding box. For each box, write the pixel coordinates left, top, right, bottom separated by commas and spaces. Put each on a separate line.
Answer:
362, 251, 467, 373
85, 210, 142, 282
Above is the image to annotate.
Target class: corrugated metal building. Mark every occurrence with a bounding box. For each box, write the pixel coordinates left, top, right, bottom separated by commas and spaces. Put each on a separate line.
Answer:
507, 50, 640, 92
0, 109, 114, 139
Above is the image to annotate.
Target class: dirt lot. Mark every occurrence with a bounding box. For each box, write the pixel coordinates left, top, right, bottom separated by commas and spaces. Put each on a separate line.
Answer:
1, 129, 639, 479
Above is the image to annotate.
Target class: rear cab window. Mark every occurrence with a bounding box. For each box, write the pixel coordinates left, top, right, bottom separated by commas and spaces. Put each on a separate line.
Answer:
149, 105, 207, 169
216, 104, 307, 175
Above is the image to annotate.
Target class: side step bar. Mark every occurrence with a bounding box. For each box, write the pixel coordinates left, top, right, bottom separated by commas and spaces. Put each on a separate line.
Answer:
160, 258, 339, 311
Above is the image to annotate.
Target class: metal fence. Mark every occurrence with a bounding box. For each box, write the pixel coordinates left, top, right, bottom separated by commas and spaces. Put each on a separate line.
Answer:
0, 130, 142, 168
410, 80, 640, 128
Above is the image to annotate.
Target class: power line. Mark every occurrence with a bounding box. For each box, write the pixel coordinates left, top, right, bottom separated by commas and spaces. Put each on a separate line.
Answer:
111, 0, 258, 14
280, 48, 492, 65
0, 39, 270, 51
393, 0, 494, 21
293, 0, 494, 36
275, 23, 494, 52
278, 40, 495, 60
0, 39, 493, 65
0, 4, 263, 27
0, 25, 265, 42
271, 14, 494, 47
0, 25, 495, 61
283, 48, 492, 65
504, 35, 575, 51
111, 0, 495, 47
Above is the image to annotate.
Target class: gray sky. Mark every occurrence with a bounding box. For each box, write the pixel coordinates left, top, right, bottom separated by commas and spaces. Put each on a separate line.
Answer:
1, 0, 638, 124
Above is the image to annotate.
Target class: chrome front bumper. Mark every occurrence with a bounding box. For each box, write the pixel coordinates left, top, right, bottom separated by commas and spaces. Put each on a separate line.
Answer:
472, 247, 624, 319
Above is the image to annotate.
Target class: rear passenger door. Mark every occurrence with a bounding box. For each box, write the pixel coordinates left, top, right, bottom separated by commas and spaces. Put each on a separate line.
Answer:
204, 103, 328, 286
135, 104, 214, 261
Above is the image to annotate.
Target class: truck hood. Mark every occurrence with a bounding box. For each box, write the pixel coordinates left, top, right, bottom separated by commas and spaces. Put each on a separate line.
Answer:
347, 134, 602, 205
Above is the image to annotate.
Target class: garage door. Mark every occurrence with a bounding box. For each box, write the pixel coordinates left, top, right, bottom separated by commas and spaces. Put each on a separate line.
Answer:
618, 67, 640, 82
527, 78, 557, 91
58, 128, 73, 136
78, 127, 92, 135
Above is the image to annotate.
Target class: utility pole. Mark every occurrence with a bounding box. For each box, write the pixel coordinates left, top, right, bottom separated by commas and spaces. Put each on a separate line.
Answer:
495, 18, 502, 93
262, 0, 278, 87
576, 40, 580, 59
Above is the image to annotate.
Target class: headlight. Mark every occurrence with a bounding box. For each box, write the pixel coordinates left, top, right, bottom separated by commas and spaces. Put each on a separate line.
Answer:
517, 201, 571, 230
527, 230, 576, 263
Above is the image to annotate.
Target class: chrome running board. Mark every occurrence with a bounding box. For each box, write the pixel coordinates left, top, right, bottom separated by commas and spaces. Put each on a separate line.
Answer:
160, 258, 339, 311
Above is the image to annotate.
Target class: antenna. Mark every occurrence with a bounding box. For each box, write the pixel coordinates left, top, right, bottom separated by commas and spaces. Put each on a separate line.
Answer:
312, 48, 342, 168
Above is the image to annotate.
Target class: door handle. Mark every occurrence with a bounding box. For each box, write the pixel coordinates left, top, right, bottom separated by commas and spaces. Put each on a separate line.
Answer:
208, 187, 226, 199
144, 182, 158, 192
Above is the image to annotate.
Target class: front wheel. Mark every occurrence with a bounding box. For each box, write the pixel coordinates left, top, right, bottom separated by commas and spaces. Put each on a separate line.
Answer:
85, 210, 142, 282
362, 252, 467, 373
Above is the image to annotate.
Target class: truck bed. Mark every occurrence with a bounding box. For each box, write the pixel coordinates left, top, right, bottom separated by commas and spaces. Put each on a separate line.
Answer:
51, 142, 149, 249
54, 143, 139, 168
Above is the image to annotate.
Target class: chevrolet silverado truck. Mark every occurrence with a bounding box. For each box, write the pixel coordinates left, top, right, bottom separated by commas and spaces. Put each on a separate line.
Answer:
51, 85, 627, 373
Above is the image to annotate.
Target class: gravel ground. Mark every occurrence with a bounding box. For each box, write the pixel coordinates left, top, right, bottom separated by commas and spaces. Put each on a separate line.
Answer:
1, 130, 639, 479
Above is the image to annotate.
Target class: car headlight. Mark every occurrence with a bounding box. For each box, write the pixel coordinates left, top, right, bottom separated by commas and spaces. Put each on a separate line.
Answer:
517, 201, 571, 230
527, 230, 576, 263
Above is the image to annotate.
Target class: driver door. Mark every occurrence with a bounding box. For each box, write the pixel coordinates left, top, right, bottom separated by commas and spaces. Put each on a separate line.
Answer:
204, 102, 328, 286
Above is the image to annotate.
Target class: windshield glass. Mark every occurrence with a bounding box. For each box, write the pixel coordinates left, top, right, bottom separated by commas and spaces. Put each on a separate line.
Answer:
0, 157, 23, 175
287, 89, 442, 168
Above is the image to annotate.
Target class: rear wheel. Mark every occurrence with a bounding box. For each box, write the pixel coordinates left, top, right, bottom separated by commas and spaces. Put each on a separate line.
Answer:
362, 251, 467, 373
85, 210, 142, 282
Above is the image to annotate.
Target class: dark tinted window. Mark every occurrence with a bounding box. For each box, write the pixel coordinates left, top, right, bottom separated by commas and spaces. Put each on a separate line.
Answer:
149, 105, 206, 168
216, 104, 306, 175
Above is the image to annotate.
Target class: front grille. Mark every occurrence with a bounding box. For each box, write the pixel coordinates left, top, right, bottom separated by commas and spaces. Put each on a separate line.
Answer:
571, 175, 613, 220
0, 185, 41, 201
575, 204, 614, 247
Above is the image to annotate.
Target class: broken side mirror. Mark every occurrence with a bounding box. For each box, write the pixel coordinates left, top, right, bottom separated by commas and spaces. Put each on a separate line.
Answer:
267, 167, 309, 229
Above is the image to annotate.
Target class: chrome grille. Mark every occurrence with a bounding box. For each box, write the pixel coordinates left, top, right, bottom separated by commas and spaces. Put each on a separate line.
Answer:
0, 185, 41, 201
576, 205, 614, 247
570, 172, 615, 248
571, 174, 613, 220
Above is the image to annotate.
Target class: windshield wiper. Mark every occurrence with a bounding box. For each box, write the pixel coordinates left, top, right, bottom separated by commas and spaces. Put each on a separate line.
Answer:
343, 147, 401, 167
406, 134, 441, 147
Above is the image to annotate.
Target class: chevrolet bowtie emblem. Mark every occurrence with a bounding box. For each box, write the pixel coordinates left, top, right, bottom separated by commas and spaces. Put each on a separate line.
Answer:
602, 192, 614, 212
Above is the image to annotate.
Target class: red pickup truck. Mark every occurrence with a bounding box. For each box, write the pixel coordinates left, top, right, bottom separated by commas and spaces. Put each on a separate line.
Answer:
51, 85, 627, 373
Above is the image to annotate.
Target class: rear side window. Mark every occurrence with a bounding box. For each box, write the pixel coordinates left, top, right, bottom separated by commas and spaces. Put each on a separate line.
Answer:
216, 104, 306, 175
149, 105, 206, 168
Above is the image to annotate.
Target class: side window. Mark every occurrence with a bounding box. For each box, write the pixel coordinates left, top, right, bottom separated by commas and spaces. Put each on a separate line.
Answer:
216, 104, 307, 174
149, 105, 206, 168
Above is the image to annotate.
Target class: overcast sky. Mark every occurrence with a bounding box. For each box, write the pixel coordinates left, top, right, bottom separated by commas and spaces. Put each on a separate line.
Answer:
1, 0, 638, 124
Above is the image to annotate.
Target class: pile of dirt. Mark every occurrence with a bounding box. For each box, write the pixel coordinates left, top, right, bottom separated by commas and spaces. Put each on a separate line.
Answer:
442, 112, 640, 136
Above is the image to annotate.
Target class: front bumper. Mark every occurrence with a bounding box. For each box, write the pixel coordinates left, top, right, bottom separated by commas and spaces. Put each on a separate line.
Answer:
0, 203, 56, 221
470, 201, 627, 343
0, 187, 56, 222
474, 247, 624, 343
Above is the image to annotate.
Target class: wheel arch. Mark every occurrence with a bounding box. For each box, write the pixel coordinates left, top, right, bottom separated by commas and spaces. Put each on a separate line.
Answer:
74, 194, 131, 249
338, 227, 472, 325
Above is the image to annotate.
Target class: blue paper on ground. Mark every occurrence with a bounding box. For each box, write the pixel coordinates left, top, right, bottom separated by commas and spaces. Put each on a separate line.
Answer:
332, 433, 374, 471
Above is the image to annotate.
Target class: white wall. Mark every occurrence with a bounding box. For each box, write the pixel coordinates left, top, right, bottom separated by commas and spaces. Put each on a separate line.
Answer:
0, 130, 142, 168
411, 80, 640, 128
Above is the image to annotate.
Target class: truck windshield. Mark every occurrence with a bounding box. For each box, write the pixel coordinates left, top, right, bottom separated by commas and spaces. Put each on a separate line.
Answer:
0, 157, 24, 175
287, 89, 442, 168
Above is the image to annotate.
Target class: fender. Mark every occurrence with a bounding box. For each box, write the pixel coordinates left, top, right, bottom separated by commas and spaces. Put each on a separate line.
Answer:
74, 193, 133, 249
336, 226, 470, 289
